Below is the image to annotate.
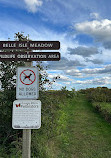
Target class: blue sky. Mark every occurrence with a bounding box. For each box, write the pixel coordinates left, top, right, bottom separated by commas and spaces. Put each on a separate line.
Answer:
0, 0, 111, 90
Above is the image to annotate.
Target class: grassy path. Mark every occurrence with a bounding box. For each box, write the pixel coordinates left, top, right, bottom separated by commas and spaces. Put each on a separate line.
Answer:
1, 93, 111, 157
53, 94, 111, 158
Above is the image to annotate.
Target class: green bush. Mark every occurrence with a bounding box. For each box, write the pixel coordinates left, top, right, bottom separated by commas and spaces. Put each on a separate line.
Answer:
92, 102, 111, 123
86, 87, 111, 102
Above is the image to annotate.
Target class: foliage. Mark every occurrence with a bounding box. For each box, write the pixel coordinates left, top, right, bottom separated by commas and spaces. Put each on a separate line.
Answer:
58, 86, 77, 99
85, 87, 111, 102
92, 102, 111, 123
0, 32, 26, 157
85, 87, 111, 124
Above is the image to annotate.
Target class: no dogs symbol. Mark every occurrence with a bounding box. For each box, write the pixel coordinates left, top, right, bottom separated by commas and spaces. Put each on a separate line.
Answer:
20, 69, 36, 85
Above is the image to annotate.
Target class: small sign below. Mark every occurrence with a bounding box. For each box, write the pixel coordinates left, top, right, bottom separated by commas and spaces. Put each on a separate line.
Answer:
16, 67, 39, 99
12, 100, 41, 129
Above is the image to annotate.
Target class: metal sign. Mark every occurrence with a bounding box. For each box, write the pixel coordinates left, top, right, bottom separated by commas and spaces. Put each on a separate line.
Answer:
0, 41, 60, 50
12, 100, 41, 129
0, 52, 60, 61
16, 67, 39, 99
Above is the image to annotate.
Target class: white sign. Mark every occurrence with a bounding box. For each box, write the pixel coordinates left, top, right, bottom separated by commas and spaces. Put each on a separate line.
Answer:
16, 67, 39, 99
12, 100, 41, 129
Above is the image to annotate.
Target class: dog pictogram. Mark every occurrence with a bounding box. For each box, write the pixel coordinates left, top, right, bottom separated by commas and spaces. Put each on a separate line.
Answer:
20, 69, 36, 85
23, 73, 32, 81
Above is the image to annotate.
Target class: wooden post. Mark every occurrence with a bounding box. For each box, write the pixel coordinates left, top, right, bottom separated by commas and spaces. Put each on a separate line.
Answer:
22, 129, 31, 158
22, 61, 32, 158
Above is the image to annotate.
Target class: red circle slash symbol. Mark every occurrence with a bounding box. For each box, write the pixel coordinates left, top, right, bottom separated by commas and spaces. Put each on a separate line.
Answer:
20, 69, 36, 85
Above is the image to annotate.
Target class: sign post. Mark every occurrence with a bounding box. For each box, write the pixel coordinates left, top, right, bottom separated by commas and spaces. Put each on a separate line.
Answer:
0, 40, 60, 158
23, 61, 32, 158
22, 129, 31, 158
20, 62, 40, 158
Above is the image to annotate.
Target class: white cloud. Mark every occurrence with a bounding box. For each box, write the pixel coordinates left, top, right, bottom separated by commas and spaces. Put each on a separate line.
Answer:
65, 69, 82, 77
73, 76, 111, 85
24, 0, 43, 13
75, 19, 111, 49
75, 19, 111, 39
82, 64, 111, 74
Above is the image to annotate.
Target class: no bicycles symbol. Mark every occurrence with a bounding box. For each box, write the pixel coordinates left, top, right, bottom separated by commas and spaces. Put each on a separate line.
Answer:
20, 69, 36, 85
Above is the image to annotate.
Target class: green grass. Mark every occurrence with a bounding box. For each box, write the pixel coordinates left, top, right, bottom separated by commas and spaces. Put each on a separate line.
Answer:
48, 94, 111, 158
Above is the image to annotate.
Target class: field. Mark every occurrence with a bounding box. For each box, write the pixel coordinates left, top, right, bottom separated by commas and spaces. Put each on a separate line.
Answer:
1, 88, 111, 157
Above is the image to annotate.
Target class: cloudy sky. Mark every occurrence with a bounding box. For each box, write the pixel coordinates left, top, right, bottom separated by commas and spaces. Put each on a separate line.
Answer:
0, 0, 111, 90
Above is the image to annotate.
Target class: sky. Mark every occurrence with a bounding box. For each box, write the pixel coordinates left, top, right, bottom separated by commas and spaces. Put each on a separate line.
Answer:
0, 0, 111, 90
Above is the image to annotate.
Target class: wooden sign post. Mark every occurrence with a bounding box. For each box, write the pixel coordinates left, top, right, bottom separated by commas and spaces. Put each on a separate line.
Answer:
22, 61, 32, 158
22, 129, 31, 158
0, 40, 60, 158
